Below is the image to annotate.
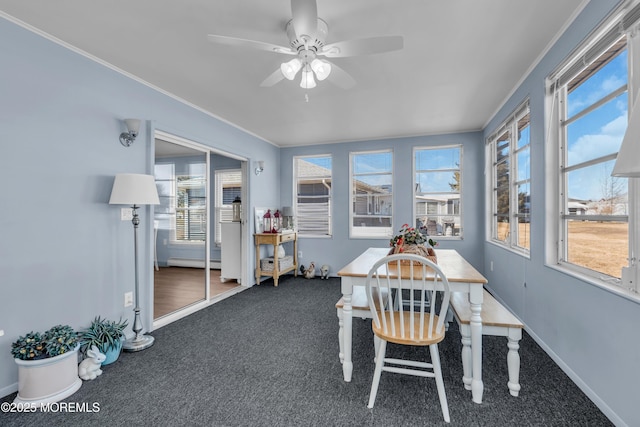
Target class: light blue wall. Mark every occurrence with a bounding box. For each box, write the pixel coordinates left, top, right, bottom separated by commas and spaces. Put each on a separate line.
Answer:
483, 1, 637, 425
2, 1, 638, 424
280, 132, 485, 275
0, 17, 278, 397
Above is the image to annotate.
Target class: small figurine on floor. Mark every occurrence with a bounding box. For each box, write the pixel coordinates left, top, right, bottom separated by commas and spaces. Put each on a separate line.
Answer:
320, 264, 330, 279
303, 261, 316, 279
78, 345, 106, 380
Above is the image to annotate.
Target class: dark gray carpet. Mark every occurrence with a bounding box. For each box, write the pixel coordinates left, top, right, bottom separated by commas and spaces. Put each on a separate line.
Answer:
1, 276, 612, 426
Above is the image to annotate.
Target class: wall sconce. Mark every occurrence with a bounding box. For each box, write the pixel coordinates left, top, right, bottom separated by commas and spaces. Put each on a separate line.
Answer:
255, 160, 265, 175
119, 119, 141, 147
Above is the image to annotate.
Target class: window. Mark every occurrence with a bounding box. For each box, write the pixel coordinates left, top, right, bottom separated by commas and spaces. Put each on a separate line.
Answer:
551, 34, 629, 279
176, 165, 206, 242
214, 169, 242, 244
155, 161, 207, 244
154, 162, 174, 238
488, 101, 530, 253
414, 146, 462, 238
294, 155, 332, 237
350, 150, 393, 238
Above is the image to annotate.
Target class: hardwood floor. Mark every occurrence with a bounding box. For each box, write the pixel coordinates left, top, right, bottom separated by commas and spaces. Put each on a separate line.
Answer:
154, 267, 241, 319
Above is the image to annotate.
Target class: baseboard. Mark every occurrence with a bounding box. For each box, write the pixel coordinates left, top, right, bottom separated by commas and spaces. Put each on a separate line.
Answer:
484, 285, 623, 426
1, 382, 17, 400
166, 258, 221, 269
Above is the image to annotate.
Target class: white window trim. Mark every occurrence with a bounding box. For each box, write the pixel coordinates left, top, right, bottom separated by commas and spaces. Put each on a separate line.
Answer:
214, 169, 242, 245
349, 149, 394, 239
293, 154, 333, 238
173, 171, 207, 246
486, 99, 531, 257
413, 144, 464, 240
544, 0, 640, 299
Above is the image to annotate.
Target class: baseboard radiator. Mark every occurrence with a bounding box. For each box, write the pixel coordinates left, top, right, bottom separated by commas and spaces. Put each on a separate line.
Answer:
166, 258, 222, 269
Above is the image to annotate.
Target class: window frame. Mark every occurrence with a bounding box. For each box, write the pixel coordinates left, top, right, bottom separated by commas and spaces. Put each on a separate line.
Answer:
413, 145, 463, 240
487, 99, 531, 256
293, 154, 333, 238
174, 169, 207, 244
545, 2, 640, 291
349, 149, 394, 239
214, 169, 242, 245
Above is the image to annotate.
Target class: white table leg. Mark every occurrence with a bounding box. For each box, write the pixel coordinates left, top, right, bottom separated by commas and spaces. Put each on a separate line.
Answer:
469, 287, 484, 404
341, 280, 353, 382
337, 307, 344, 364
459, 323, 472, 390
507, 327, 522, 397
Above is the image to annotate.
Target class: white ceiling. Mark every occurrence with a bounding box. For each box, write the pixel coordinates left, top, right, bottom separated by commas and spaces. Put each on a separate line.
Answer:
0, 0, 587, 147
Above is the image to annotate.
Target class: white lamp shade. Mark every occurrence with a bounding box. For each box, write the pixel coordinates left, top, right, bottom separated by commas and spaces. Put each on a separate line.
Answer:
124, 119, 141, 136
281, 58, 302, 80
612, 91, 640, 177
300, 67, 316, 89
310, 59, 331, 81
109, 173, 160, 205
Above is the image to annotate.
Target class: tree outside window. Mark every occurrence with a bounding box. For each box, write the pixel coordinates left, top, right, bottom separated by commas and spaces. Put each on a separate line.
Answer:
414, 146, 462, 238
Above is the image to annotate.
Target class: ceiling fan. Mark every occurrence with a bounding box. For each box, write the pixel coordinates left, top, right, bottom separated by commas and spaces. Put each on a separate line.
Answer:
207, 0, 403, 89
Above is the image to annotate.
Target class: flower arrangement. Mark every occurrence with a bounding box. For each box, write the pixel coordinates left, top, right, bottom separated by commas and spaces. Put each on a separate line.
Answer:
11, 325, 78, 360
390, 224, 437, 251
389, 224, 438, 262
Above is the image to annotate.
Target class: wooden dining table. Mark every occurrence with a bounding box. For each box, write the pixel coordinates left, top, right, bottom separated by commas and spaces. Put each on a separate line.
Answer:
337, 247, 488, 404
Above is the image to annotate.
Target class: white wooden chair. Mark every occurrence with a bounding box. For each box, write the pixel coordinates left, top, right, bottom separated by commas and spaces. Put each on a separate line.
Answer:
365, 253, 452, 423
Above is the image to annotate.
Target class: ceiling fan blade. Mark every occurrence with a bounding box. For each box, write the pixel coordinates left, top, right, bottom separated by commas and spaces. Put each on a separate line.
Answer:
326, 62, 356, 90
260, 68, 286, 87
321, 35, 404, 58
207, 34, 294, 55
290, 0, 318, 42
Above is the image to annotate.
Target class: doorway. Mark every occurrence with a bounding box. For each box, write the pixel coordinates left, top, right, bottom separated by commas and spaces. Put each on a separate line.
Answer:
152, 132, 247, 325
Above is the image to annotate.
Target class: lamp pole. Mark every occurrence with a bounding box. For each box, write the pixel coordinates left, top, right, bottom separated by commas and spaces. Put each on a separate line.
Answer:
109, 173, 159, 352
123, 204, 155, 352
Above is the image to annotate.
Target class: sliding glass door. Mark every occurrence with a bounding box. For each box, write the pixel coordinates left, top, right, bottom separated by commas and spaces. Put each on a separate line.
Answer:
154, 138, 208, 319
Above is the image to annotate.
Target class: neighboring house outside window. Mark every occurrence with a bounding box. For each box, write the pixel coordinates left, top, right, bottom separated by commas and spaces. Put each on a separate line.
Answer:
350, 150, 393, 238
214, 169, 242, 245
414, 146, 463, 239
487, 101, 531, 254
294, 155, 332, 237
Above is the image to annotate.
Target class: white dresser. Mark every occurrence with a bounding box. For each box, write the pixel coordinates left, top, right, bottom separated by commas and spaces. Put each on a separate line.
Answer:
221, 222, 241, 283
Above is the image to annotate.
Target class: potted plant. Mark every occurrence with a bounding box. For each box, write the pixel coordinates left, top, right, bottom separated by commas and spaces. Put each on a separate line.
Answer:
11, 324, 82, 405
389, 223, 438, 263
79, 316, 128, 365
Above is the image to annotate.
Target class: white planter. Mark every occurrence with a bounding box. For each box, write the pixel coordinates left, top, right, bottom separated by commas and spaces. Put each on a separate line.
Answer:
14, 347, 82, 405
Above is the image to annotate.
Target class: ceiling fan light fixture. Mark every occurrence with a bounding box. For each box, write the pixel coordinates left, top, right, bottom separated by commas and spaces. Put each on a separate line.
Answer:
310, 58, 331, 81
300, 67, 316, 89
281, 58, 302, 80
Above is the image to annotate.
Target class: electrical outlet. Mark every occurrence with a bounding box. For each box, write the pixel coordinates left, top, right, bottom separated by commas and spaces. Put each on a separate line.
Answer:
0, 329, 4, 337
124, 292, 134, 307
121, 208, 133, 221
298, 251, 303, 259
490, 261, 493, 271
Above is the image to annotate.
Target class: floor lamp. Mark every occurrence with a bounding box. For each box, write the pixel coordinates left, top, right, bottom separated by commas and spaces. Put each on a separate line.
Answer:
109, 173, 160, 352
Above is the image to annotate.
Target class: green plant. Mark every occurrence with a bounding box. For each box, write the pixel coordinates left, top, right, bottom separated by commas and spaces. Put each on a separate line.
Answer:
11, 332, 44, 360
80, 316, 128, 355
11, 325, 78, 360
390, 223, 438, 251
43, 325, 78, 357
